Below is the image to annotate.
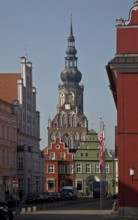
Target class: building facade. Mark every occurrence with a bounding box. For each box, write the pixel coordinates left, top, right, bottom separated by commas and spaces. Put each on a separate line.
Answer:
0, 57, 44, 194
74, 129, 115, 196
106, 1, 138, 216
0, 99, 17, 195
43, 137, 74, 192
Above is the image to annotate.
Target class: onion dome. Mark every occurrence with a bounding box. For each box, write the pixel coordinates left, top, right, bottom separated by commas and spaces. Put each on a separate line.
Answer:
61, 15, 82, 85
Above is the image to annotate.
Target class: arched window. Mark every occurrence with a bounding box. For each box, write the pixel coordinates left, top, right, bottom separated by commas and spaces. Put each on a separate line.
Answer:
69, 92, 74, 105
68, 112, 76, 127
56, 131, 61, 138
50, 132, 55, 141
72, 114, 76, 127
59, 111, 66, 127
62, 133, 73, 149
75, 132, 79, 141
81, 133, 85, 141
60, 92, 65, 106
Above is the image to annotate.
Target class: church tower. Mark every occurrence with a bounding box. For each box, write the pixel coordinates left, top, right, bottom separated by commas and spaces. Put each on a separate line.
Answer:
48, 17, 88, 149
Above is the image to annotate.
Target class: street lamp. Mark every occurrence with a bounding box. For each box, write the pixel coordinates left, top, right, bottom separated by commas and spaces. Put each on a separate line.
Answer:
130, 167, 138, 183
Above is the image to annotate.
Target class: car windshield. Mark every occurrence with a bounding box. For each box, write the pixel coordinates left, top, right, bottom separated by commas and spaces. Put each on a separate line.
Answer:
62, 189, 72, 193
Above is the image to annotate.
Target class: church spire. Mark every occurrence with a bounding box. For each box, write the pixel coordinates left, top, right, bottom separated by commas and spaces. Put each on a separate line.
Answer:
60, 16, 82, 85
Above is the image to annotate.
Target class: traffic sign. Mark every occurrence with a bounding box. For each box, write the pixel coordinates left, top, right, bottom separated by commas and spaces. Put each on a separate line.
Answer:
12, 179, 18, 184
12, 179, 19, 188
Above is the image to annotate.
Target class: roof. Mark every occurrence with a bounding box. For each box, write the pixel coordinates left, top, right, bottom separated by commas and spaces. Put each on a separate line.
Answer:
0, 73, 21, 103
106, 55, 138, 107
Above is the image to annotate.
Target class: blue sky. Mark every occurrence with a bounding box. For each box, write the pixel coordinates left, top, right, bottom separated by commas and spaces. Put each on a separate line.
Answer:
0, 0, 133, 149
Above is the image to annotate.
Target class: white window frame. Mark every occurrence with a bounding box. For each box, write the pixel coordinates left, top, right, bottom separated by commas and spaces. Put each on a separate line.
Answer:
105, 163, 109, 173
50, 152, 55, 160
18, 157, 23, 169
67, 165, 74, 174
85, 163, 91, 173
76, 163, 82, 173
48, 165, 54, 173
94, 163, 100, 173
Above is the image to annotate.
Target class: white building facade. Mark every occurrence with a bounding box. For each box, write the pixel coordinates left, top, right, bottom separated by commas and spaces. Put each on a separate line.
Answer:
12, 57, 44, 194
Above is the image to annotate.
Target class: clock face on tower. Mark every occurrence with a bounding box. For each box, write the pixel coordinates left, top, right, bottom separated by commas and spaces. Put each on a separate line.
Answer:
65, 104, 70, 110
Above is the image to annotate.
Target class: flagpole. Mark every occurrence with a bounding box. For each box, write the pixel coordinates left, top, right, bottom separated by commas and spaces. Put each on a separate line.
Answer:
99, 118, 105, 210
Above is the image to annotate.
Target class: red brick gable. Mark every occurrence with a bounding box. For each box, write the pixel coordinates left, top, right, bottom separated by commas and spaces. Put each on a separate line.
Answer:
44, 137, 73, 160
44, 138, 74, 192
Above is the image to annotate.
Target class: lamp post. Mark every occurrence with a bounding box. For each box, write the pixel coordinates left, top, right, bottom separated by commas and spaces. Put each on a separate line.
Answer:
130, 167, 138, 183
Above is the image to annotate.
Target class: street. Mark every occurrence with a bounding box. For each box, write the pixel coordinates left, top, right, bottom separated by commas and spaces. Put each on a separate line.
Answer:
13, 197, 121, 220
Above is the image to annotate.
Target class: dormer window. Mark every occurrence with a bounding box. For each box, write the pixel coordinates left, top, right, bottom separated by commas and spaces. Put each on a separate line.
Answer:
50, 152, 55, 160
60, 152, 66, 160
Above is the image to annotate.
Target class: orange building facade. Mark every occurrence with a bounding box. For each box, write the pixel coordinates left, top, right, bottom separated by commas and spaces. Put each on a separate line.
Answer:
43, 137, 74, 192
106, 1, 138, 216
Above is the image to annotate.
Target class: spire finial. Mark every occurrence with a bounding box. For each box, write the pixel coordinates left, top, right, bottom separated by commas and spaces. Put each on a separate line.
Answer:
70, 11, 73, 36
25, 45, 28, 58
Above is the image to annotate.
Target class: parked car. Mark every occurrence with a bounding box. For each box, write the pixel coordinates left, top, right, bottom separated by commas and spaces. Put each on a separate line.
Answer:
49, 192, 61, 201
62, 186, 77, 200
5, 194, 16, 207
0, 199, 8, 206
25, 193, 40, 204
59, 192, 72, 200
0, 206, 14, 220
39, 192, 50, 203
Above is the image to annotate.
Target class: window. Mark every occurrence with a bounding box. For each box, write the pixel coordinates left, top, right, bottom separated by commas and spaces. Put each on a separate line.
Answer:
56, 145, 60, 149
2, 150, 5, 165
68, 112, 76, 127
59, 165, 65, 174
81, 153, 83, 157
76, 163, 82, 173
48, 165, 54, 173
13, 128, 16, 141
2, 125, 5, 139
59, 112, 66, 127
50, 152, 55, 160
7, 151, 9, 166
81, 133, 85, 141
48, 179, 55, 190
94, 164, 100, 173
50, 132, 55, 141
77, 180, 83, 191
60, 180, 65, 188
67, 165, 74, 174
13, 151, 16, 166
75, 132, 79, 140
85, 164, 91, 173
105, 163, 109, 173
86, 153, 88, 157
7, 126, 9, 140
18, 157, 23, 169
60, 152, 66, 160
